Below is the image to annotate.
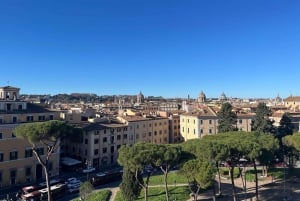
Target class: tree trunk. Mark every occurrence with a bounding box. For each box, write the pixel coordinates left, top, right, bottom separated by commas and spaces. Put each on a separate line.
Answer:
163, 171, 169, 201
229, 166, 237, 201
216, 163, 222, 196
253, 160, 259, 201
194, 186, 201, 201
143, 186, 148, 201
238, 165, 245, 191
44, 165, 52, 201
212, 181, 216, 201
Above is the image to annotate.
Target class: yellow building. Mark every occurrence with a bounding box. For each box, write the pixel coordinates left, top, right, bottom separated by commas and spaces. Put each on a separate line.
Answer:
284, 96, 300, 111
180, 107, 218, 140
0, 86, 60, 188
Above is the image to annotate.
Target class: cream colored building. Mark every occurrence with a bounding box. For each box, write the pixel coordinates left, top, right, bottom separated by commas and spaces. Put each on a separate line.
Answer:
284, 96, 300, 111
236, 114, 253, 132
63, 113, 169, 169
180, 107, 218, 140
0, 86, 60, 188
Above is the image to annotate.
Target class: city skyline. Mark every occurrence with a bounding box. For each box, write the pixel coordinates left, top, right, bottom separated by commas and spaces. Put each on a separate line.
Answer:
1, 1, 300, 99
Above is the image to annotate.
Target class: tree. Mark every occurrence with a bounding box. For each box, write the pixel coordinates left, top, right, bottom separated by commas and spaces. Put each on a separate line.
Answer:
118, 142, 154, 201
217, 102, 238, 132
251, 102, 275, 134
120, 168, 143, 201
152, 144, 182, 201
14, 120, 77, 201
80, 181, 94, 201
180, 158, 215, 201
278, 113, 294, 138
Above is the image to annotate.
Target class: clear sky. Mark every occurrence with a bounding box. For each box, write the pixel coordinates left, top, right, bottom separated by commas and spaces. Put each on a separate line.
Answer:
1, 0, 300, 99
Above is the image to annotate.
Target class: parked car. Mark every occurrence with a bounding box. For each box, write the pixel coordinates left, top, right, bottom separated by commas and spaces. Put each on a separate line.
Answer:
66, 177, 80, 184
82, 167, 95, 173
67, 180, 81, 188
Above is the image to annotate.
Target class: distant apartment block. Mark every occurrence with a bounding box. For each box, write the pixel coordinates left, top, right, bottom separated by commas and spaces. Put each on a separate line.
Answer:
63, 110, 169, 169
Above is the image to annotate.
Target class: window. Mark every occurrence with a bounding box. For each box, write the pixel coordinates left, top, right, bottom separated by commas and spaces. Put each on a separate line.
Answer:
12, 116, 17, 123
11, 133, 16, 138
36, 147, 44, 155
25, 167, 31, 176
117, 135, 121, 140
0, 152, 3, 162
200, 129, 203, 134
110, 136, 114, 143
182, 127, 184, 132
103, 137, 107, 143
124, 134, 127, 140
94, 149, 99, 155
159, 130, 162, 135
10, 151, 18, 160
104, 129, 107, 134
200, 120, 203, 124
49, 115, 54, 120
18, 104, 23, 110
38, 116, 45, 121
187, 128, 189, 133
111, 146, 114, 153
239, 119, 243, 124
209, 120, 212, 124
136, 125, 139, 129
148, 132, 152, 136
10, 170, 16, 185
194, 129, 196, 134
209, 129, 212, 134
154, 123, 157, 127
0, 118, 2, 124
103, 147, 107, 154
85, 139, 88, 144
25, 149, 33, 158
193, 120, 195, 124
94, 139, 99, 144
26, 116, 34, 122
149, 123, 151, 127
117, 145, 121, 150
0, 133, 2, 139
136, 134, 139, 139
154, 131, 157, 136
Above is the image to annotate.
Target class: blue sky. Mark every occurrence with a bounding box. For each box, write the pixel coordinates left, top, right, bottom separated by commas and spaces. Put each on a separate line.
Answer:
1, 0, 300, 99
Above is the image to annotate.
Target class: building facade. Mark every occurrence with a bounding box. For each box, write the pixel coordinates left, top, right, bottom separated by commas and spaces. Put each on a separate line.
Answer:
180, 107, 218, 140
0, 86, 60, 188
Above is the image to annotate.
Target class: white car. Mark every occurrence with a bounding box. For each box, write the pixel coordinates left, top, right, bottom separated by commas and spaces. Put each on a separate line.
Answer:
66, 177, 79, 184
82, 167, 95, 173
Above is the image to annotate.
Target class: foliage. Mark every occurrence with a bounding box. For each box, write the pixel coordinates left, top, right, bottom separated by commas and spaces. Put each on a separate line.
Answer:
217, 102, 238, 132
251, 102, 275, 134
278, 113, 294, 138
120, 168, 143, 201
80, 181, 94, 200
283, 133, 300, 152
